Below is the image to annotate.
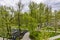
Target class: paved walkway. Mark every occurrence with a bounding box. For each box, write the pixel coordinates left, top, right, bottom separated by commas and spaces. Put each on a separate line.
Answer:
22, 31, 60, 40
21, 32, 31, 40
0, 32, 60, 40
0, 37, 10, 40
0, 32, 31, 40
0, 37, 3, 40
48, 35, 60, 40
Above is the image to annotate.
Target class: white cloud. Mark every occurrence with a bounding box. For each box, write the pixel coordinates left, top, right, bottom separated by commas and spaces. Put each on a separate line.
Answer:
44, 0, 60, 10
0, 0, 29, 10
0, 0, 19, 7
31, 0, 45, 4
0, 0, 60, 11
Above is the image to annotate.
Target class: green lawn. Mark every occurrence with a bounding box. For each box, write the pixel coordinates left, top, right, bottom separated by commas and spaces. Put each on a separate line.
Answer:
55, 38, 60, 40
29, 31, 60, 40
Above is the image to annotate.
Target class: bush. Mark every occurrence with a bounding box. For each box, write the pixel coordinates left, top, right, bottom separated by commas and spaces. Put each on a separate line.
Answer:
29, 31, 43, 40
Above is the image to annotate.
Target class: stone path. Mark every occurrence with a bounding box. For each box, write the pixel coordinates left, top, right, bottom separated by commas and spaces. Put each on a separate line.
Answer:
0, 37, 10, 40
0, 37, 3, 40
21, 32, 31, 40
48, 35, 60, 40
0, 32, 60, 40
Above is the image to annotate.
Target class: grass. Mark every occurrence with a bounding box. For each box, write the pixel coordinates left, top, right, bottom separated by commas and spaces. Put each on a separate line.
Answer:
0, 27, 60, 40
29, 31, 60, 40
55, 38, 60, 40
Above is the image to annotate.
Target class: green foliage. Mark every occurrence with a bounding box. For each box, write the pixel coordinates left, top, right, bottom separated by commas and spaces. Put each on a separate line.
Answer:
0, 1, 60, 40
29, 31, 43, 40
55, 38, 60, 40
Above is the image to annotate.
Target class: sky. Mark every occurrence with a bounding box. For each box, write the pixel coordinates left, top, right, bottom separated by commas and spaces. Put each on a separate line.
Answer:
0, 0, 60, 11
44, 0, 60, 10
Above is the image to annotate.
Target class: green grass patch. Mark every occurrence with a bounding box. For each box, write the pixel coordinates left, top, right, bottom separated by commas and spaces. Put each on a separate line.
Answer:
29, 31, 60, 40
55, 38, 60, 40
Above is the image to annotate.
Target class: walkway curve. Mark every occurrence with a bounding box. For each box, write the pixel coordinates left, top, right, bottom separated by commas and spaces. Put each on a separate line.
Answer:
21, 32, 31, 40
48, 35, 60, 40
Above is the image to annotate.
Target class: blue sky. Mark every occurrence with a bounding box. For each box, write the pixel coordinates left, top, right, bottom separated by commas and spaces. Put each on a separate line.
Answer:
0, 0, 60, 11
